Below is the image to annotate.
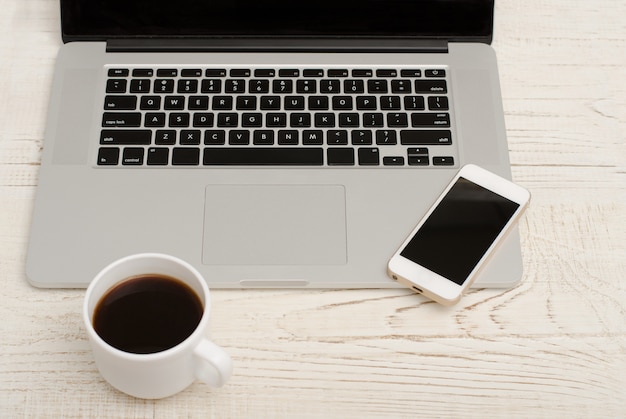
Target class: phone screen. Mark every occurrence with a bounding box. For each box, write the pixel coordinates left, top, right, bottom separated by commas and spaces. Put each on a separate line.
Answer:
400, 177, 520, 285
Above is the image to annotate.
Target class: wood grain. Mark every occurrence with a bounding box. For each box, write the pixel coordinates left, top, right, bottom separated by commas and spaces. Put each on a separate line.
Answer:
1, 0, 625, 417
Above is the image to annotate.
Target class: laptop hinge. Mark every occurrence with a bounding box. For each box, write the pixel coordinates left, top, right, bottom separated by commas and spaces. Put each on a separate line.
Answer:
106, 38, 449, 53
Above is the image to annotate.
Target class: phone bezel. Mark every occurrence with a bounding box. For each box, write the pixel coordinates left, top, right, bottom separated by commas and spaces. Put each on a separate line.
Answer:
387, 164, 530, 305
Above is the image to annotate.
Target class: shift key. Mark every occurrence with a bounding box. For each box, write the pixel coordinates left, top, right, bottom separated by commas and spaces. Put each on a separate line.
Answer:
400, 130, 452, 145
100, 129, 152, 145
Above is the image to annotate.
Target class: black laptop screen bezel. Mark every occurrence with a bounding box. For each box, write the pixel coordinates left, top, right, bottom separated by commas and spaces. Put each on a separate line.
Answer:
61, 0, 494, 45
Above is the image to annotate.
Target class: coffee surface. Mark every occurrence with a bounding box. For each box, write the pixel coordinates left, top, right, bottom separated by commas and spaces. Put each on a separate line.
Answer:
93, 274, 203, 354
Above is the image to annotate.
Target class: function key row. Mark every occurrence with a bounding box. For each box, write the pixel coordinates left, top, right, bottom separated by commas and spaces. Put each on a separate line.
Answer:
107, 68, 446, 78
106, 78, 447, 95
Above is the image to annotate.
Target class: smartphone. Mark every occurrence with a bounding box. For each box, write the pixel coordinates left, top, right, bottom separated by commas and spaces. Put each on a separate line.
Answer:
387, 164, 530, 306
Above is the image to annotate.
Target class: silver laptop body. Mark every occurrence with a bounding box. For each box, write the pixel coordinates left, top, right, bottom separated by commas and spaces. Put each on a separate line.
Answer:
27, 0, 523, 288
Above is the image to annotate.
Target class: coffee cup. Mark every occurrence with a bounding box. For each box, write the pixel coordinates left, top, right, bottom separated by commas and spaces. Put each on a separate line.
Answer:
83, 253, 233, 399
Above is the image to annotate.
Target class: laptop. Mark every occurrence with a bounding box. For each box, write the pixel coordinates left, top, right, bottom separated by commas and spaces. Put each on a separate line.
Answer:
27, 0, 524, 289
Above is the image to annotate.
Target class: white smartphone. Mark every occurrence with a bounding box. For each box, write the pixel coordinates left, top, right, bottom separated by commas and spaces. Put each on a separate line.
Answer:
387, 164, 530, 306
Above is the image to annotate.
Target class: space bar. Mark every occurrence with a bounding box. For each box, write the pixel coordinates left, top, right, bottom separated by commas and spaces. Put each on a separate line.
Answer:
203, 148, 324, 165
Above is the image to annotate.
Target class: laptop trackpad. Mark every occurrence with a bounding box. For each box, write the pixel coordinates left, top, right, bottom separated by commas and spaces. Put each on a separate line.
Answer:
202, 185, 347, 265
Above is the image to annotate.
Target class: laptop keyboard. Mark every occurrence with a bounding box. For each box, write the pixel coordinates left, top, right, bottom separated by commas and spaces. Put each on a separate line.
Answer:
99, 67, 456, 167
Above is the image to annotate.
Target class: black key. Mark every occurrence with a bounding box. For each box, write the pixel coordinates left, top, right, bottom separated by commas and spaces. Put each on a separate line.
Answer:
380, 96, 402, 110
146, 147, 169, 165
104, 95, 137, 110
327, 130, 348, 145
155, 130, 176, 144
254, 69, 276, 77
338, 113, 359, 127
314, 113, 335, 127
363, 113, 384, 127
278, 130, 299, 145
180, 130, 201, 145
201, 79, 222, 93
344, 80, 365, 94
177, 79, 198, 93
376, 130, 397, 145
172, 148, 200, 165
303, 130, 323, 145
100, 129, 151, 145
205, 69, 227, 77
404, 96, 425, 110
367, 79, 388, 93
285, 96, 305, 110
169, 113, 190, 127
102, 112, 141, 127
327, 148, 355, 166
415, 80, 447, 94
250, 79, 270, 93
279, 69, 299, 77
400, 130, 452, 145
401, 69, 422, 77
242, 113, 263, 127
433, 156, 455, 165
387, 112, 409, 127
106, 79, 127, 93
428, 96, 449, 110
358, 148, 380, 165
266, 113, 287, 127
260, 96, 281, 110
132, 69, 154, 77
303, 69, 324, 77
181, 69, 203, 77
425, 69, 446, 77
273, 79, 293, 93
164, 96, 186, 110
332, 96, 353, 110
328, 69, 349, 77
212, 96, 233, 110
217, 113, 238, 127
236, 96, 257, 110
320, 79, 340, 93
229, 130, 250, 145
290, 113, 311, 127
203, 148, 323, 165
225, 79, 245, 93
411, 113, 450, 127
309, 96, 329, 110
230, 69, 251, 77
383, 156, 405, 166
140, 96, 161, 110
376, 69, 397, 77
356, 96, 377, 110
145, 113, 166, 127
204, 130, 226, 145
352, 69, 373, 77
108, 69, 129, 77
157, 69, 178, 77
253, 130, 274, 145
97, 147, 120, 165
154, 79, 175, 93
122, 147, 144, 165
189, 96, 210, 110
129, 79, 151, 93
351, 130, 373, 145
297, 79, 317, 94
193, 113, 214, 127
391, 80, 412, 93
407, 147, 429, 165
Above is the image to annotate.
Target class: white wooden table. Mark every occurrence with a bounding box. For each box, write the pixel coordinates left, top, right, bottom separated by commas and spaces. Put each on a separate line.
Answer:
1, 1, 624, 417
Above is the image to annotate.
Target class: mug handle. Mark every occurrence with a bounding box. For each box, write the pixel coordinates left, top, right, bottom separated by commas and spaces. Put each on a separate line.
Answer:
193, 339, 233, 387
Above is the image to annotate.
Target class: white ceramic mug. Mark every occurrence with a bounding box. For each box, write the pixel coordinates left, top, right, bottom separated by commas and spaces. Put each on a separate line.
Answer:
83, 253, 233, 399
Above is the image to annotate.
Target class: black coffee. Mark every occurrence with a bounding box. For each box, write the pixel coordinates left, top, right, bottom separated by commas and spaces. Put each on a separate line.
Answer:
93, 274, 203, 354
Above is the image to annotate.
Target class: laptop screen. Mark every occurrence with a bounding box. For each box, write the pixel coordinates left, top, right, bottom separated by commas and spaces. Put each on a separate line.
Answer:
61, 0, 494, 44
